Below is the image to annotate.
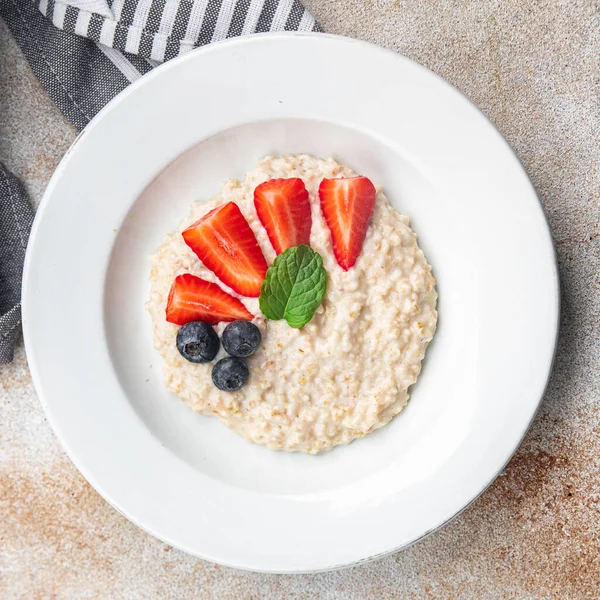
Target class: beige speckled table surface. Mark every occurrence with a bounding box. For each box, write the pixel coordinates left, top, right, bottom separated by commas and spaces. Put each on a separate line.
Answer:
1, 2, 599, 598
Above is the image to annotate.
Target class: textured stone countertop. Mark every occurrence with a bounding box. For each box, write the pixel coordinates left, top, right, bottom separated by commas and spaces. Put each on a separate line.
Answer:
1, 2, 599, 598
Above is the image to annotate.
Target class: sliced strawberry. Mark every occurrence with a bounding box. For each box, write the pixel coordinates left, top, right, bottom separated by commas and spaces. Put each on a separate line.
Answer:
319, 176, 377, 271
254, 178, 312, 254
182, 202, 268, 297
166, 274, 254, 325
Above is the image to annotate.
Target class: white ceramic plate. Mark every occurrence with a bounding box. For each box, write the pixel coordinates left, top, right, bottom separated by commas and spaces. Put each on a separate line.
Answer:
22, 33, 558, 573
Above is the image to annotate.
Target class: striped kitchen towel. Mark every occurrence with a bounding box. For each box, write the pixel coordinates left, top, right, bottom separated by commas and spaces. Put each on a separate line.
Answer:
0, 0, 320, 362
1, 0, 320, 129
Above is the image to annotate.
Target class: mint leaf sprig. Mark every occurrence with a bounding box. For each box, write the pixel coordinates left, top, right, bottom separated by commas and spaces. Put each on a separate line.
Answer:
259, 245, 327, 328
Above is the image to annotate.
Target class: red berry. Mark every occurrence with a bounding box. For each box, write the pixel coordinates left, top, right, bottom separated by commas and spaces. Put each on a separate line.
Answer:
182, 202, 268, 297
166, 274, 254, 325
254, 178, 312, 254
319, 176, 376, 271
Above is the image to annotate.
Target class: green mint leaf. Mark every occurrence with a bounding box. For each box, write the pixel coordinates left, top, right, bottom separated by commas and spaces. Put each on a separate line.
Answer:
259, 245, 327, 328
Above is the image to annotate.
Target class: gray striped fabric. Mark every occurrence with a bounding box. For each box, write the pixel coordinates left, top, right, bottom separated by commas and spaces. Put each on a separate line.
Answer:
0, 0, 320, 362
0, 165, 33, 364
39, 0, 319, 62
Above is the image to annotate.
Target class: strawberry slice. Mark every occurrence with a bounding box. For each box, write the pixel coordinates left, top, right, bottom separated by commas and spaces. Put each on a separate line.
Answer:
166, 274, 254, 325
182, 202, 268, 297
254, 178, 312, 254
319, 176, 377, 271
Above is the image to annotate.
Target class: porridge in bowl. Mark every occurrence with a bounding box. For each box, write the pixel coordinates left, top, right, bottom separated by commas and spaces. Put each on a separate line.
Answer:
147, 155, 437, 453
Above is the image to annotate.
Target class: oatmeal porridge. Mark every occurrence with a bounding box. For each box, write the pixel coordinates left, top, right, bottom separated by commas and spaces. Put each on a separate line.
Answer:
147, 154, 437, 453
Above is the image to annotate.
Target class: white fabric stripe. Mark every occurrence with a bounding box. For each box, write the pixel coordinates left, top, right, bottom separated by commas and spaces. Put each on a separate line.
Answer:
99, 18, 118, 46
39, 0, 49, 15
74, 8, 93, 36
212, 0, 237, 42
131, 0, 153, 29
52, 2, 68, 28
150, 35, 168, 61
67, 0, 114, 18
241, 0, 265, 35
184, 0, 209, 44
149, 0, 180, 60
110, 0, 127, 21
269, 0, 294, 30
95, 43, 142, 82
156, 0, 179, 37
125, 25, 143, 53
297, 9, 314, 31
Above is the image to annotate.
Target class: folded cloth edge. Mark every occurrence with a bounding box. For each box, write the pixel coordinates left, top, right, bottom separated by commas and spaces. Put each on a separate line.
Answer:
35, 0, 321, 63
0, 164, 34, 364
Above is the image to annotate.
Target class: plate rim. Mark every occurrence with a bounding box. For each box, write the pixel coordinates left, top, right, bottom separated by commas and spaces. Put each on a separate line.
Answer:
22, 31, 560, 573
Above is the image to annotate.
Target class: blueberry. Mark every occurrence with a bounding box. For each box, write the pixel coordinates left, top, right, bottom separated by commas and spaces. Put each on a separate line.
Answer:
176, 321, 219, 363
211, 357, 249, 392
222, 321, 262, 358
